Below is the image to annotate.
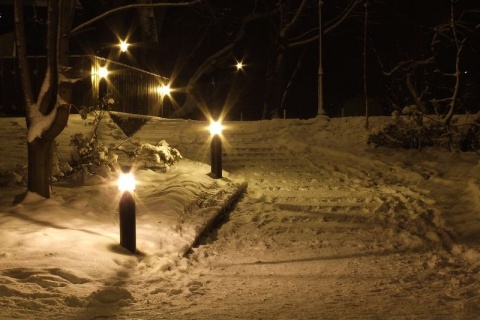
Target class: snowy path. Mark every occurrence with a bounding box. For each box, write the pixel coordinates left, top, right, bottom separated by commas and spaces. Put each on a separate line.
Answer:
162, 120, 480, 319
1, 115, 480, 319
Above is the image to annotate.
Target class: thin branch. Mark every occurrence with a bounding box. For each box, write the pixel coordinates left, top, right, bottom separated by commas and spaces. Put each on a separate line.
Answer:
282, 0, 308, 37
324, 0, 363, 33
71, 0, 201, 35
288, 0, 362, 47
289, 26, 319, 43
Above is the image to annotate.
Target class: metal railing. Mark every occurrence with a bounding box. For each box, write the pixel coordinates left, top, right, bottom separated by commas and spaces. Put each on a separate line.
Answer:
0, 55, 170, 117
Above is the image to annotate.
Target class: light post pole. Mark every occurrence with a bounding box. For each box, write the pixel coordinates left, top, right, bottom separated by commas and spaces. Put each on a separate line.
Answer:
117, 168, 136, 253
317, 0, 326, 116
209, 121, 223, 179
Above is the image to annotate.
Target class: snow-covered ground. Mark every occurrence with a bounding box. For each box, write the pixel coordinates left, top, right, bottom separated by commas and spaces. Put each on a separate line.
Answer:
0, 113, 479, 319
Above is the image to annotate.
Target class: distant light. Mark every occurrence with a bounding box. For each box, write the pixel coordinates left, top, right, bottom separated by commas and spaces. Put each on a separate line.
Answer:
209, 121, 223, 135
235, 60, 244, 71
98, 66, 109, 78
157, 84, 171, 96
119, 40, 129, 53
118, 172, 136, 192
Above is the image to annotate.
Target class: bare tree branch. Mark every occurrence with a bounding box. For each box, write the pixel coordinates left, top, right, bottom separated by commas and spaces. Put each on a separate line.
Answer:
324, 0, 363, 34
282, 0, 308, 37
288, 0, 362, 47
71, 0, 201, 35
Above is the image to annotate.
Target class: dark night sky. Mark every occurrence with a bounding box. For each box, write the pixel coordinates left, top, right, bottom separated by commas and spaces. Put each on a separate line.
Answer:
0, 0, 479, 119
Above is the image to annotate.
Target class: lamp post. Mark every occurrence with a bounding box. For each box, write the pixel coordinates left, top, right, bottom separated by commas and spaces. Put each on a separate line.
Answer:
209, 121, 223, 179
118, 168, 136, 253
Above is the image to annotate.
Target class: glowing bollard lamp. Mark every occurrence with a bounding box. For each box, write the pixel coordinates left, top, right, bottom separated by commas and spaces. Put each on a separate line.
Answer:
118, 169, 136, 253
209, 121, 223, 179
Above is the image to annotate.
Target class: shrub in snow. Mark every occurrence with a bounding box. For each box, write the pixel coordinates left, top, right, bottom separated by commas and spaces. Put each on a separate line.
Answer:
55, 95, 118, 183
368, 117, 441, 149
55, 95, 182, 182
132, 140, 182, 171
68, 133, 117, 177
369, 112, 480, 151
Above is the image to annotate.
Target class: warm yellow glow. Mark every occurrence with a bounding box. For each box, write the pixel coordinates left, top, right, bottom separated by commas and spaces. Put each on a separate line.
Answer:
209, 121, 223, 135
98, 66, 109, 78
157, 84, 171, 96
119, 40, 129, 53
118, 173, 136, 192
235, 60, 244, 71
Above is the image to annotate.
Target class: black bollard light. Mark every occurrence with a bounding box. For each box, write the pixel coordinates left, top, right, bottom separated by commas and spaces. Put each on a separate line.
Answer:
209, 120, 223, 179
118, 169, 136, 253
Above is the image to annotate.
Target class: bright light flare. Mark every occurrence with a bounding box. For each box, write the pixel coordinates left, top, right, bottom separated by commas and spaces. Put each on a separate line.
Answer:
209, 121, 223, 135
97, 66, 109, 78
157, 84, 171, 96
118, 173, 136, 192
119, 40, 130, 53
235, 60, 244, 71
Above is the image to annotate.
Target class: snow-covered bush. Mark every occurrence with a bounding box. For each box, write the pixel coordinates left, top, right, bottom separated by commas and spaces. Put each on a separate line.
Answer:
368, 114, 442, 149
369, 111, 480, 151
54, 95, 118, 182
68, 132, 117, 176
54, 93, 182, 180
132, 140, 182, 171
368, 120, 434, 149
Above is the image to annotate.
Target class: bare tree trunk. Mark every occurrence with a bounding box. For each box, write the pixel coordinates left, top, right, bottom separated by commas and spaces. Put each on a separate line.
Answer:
15, 0, 71, 199
263, 0, 309, 119
13, 0, 34, 110
27, 139, 53, 198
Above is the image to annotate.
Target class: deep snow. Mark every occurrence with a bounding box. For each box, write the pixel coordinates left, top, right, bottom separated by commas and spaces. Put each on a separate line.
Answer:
0, 113, 479, 319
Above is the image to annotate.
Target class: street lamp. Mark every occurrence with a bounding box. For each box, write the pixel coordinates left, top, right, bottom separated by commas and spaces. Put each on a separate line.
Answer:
157, 84, 171, 97
98, 66, 109, 78
235, 60, 245, 71
209, 120, 223, 179
118, 168, 136, 253
119, 40, 129, 53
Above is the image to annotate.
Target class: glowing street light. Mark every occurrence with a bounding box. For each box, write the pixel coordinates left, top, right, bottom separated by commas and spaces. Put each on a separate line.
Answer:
97, 66, 109, 78
209, 120, 223, 179
118, 172, 136, 192
209, 120, 223, 135
119, 40, 129, 53
157, 84, 171, 97
235, 60, 245, 71
118, 168, 136, 253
